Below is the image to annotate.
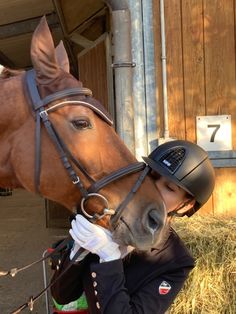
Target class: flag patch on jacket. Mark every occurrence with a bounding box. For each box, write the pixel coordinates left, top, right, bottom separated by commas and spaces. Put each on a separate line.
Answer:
158, 281, 171, 295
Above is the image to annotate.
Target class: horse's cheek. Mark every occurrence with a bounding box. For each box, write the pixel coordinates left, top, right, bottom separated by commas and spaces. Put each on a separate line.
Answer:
9, 126, 36, 190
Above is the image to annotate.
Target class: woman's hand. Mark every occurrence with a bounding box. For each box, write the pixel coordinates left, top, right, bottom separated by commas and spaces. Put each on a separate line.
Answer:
69, 214, 121, 262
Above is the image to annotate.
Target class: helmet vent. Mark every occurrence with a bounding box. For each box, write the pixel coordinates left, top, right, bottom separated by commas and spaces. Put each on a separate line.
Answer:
159, 148, 186, 173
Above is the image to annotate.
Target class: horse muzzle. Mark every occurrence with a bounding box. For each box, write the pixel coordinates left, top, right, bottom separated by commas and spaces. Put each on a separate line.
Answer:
111, 200, 167, 250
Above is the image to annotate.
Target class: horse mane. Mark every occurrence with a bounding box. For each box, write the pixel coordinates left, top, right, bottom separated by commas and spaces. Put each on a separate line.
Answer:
0, 66, 25, 79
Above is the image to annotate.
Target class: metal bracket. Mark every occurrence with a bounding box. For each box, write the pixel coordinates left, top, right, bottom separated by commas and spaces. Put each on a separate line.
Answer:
111, 61, 136, 68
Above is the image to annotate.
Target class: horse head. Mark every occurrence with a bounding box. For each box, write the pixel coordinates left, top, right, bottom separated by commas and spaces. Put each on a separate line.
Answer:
0, 17, 167, 250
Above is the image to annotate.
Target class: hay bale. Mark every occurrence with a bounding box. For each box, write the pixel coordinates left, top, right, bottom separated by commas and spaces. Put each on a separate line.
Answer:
169, 215, 236, 314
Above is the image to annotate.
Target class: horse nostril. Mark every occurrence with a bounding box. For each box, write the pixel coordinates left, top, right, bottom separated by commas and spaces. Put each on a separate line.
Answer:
147, 209, 161, 232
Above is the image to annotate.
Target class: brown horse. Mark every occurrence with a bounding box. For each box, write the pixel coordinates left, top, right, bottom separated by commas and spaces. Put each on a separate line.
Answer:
0, 17, 166, 250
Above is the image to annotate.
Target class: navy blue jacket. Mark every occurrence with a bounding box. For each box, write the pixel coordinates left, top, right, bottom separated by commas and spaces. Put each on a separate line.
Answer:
51, 227, 195, 313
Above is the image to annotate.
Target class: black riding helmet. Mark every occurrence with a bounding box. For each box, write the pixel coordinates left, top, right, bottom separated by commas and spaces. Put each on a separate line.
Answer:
143, 140, 215, 217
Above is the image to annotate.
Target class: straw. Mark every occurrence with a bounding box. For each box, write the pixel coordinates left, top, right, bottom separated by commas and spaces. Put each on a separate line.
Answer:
169, 215, 236, 314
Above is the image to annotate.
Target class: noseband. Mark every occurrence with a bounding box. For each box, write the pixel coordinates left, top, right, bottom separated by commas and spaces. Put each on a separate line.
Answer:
25, 70, 150, 223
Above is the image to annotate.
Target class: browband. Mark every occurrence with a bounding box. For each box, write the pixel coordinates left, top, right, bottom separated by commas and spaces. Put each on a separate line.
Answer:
26, 69, 113, 125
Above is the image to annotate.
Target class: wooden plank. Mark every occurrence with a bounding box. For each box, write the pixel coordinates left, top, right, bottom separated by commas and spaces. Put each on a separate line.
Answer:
70, 33, 93, 48
182, 0, 205, 142
0, 0, 53, 25
59, 0, 105, 34
0, 28, 63, 69
0, 51, 15, 67
232, 1, 236, 149
0, 33, 32, 68
78, 40, 108, 110
164, 0, 185, 139
203, 1, 236, 217
199, 195, 214, 215
213, 168, 236, 216
0, 14, 59, 39
204, 0, 235, 147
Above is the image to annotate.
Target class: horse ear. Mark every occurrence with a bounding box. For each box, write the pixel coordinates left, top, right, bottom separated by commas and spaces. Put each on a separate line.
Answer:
30, 16, 59, 84
55, 41, 70, 73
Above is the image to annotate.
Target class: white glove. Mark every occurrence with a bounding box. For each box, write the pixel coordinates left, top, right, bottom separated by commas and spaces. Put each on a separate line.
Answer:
69, 214, 121, 262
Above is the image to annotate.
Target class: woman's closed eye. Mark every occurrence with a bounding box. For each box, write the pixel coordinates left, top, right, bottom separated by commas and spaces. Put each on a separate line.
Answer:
166, 184, 175, 192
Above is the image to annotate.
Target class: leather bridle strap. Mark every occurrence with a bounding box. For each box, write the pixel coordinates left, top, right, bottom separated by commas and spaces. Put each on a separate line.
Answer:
39, 111, 89, 197
26, 70, 93, 110
111, 165, 151, 224
0, 236, 72, 278
37, 108, 147, 203
88, 162, 146, 193
80, 165, 151, 223
56, 131, 146, 189
10, 244, 85, 314
25, 69, 148, 212
26, 70, 94, 196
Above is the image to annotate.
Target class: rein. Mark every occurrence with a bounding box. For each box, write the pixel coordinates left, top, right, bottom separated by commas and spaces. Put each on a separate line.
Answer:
10, 240, 84, 314
0, 69, 151, 313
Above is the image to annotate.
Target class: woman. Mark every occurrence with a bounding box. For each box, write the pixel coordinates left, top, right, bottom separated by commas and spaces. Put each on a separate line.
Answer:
51, 140, 215, 313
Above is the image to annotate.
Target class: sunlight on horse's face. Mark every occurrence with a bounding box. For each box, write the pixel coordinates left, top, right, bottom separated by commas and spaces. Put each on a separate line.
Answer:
39, 104, 166, 250
0, 16, 167, 250
49, 105, 106, 175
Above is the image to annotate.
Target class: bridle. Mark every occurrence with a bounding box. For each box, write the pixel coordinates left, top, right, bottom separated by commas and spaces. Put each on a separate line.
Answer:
26, 69, 150, 222
0, 69, 151, 313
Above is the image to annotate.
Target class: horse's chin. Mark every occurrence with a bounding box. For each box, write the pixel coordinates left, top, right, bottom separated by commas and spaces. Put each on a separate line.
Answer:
111, 218, 162, 251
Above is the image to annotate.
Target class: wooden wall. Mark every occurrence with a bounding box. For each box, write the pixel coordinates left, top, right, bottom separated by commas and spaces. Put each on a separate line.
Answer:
153, 0, 236, 216
78, 41, 109, 110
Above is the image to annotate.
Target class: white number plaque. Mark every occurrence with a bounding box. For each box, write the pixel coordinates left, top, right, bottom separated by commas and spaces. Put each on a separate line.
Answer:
196, 115, 232, 151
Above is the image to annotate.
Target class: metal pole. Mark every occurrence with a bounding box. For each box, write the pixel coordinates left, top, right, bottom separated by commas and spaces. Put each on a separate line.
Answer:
128, 0, 148, 159
104, 0, 135, 153
112, 10, 135, 152
142, 0, 159, 152
105, 0, 160, 156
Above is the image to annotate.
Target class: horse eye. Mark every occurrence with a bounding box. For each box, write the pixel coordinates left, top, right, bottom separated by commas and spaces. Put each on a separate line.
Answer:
71, 119, 91, 130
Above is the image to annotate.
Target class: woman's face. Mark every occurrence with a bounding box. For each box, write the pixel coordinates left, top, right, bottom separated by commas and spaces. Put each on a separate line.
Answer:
152, 172, 190, 214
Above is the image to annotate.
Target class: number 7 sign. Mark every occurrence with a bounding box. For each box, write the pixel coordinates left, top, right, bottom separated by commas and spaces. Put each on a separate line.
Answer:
196, 115, 232, 151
